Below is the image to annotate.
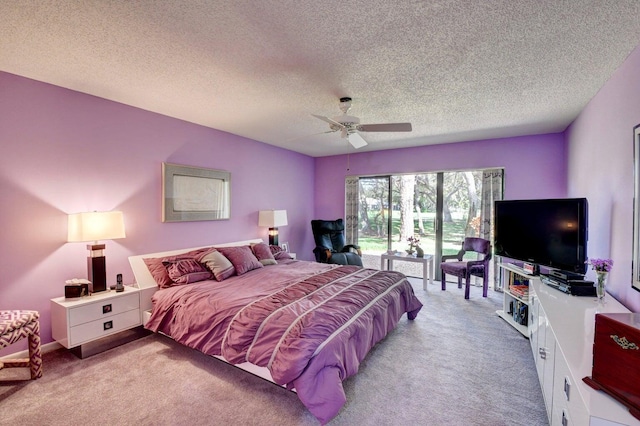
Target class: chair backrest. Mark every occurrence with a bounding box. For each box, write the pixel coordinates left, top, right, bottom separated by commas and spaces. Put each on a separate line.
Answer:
311, 219, 346, 252
463, 237, 491, 256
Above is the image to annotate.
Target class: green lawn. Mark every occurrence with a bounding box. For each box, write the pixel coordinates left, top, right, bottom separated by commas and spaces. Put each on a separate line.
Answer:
358, 214, 472, 257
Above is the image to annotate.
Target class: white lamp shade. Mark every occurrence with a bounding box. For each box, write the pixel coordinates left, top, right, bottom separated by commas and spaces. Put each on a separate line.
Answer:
68, 211, 126, 242
258, 210, 288, 227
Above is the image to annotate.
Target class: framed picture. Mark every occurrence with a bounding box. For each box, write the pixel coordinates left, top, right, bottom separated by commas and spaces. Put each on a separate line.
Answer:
280, 242, 289, 252
633, 124, 640, 292
162, 162, 231, 222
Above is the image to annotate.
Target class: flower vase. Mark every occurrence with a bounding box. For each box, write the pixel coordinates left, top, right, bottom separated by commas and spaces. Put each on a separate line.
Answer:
405, 249, 415, 255
415, 245, 424, 258
595, 271, 608, 301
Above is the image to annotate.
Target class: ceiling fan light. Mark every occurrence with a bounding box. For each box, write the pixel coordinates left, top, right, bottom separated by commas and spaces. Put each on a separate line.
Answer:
333, 114, 360, 125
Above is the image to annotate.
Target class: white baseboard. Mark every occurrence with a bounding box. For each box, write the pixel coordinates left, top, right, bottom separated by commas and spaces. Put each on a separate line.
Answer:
1, 341, 62, 360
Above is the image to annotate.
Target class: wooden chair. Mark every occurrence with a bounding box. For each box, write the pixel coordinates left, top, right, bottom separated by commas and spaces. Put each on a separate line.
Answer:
0, 310, 43, 380
440, 237, 492, 299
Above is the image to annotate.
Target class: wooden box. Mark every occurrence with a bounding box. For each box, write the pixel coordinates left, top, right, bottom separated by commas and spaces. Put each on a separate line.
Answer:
583, 313, 640, 420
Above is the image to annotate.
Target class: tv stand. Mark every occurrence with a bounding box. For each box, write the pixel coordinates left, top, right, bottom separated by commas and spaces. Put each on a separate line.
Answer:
497, 263, 532, 337
497, 261, 637, 425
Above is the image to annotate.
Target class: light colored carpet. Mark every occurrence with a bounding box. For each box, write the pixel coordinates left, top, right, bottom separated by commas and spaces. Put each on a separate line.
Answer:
0, 279, 547, 425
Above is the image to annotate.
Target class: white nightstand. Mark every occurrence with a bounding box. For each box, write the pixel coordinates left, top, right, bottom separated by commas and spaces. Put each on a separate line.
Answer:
289, 252, 297, 259
51, 285, 144, 358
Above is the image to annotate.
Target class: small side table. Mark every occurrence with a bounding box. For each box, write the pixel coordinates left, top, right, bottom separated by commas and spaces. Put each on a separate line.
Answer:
380, 252, 434, 290
51, 285, 145, 358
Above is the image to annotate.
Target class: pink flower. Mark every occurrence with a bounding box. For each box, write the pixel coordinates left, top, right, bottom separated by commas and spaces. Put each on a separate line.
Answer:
586, 258, 613, 273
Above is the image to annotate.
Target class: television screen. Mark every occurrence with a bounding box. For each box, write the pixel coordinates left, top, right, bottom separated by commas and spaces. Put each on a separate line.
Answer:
494, 198, 588, 274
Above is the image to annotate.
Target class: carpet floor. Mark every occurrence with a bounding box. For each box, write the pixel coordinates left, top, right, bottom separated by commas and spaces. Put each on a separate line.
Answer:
0, 279, 548, 425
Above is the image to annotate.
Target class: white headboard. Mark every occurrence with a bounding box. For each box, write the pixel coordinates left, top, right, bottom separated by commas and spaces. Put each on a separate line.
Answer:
129, 238, 263, 313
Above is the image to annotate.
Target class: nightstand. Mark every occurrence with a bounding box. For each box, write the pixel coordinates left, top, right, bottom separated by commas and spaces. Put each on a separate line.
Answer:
51, 285, 145, 358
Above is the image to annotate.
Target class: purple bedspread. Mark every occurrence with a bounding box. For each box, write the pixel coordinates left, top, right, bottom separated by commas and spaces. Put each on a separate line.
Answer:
145, 260, 422, 423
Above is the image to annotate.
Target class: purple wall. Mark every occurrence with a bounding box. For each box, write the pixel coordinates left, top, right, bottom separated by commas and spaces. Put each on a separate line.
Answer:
566, 44, 640, 312
0, 72, 315, 354
8, 41, 638, 357
314, 134, 567, 220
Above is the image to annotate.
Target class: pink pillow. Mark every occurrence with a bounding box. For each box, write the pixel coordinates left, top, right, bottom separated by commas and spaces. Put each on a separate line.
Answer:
200, 250, 236, 281
274, 251, 293, 261
251, 242, 277, 266
217, 246, 263, 275
162, 258, 213, 284
269, 244, 284, 255
144, 247, 214, 288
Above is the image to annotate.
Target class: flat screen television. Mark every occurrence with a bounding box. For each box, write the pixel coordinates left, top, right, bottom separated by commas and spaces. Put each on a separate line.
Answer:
494, 198, 588, 275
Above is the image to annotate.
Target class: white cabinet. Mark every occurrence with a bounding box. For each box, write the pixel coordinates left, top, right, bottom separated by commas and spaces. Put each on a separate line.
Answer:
530, 296, 556, 421
529, 279, 638, 426
51, 286, 141, 353
497, 262, 639, 425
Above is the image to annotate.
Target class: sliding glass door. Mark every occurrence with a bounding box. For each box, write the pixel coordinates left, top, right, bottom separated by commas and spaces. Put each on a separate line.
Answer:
354, 169, 502, 282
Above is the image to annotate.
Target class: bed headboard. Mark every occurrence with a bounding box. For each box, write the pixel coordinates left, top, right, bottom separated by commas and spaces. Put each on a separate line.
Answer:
129, 238, 263, 313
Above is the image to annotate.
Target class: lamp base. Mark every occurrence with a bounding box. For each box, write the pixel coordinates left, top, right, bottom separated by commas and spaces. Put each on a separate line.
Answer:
87, 244, 107, 293
268, 228, 279, 246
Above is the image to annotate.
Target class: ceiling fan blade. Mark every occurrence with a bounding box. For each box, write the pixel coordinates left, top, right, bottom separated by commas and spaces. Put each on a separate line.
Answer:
357, 123, 412, 132
347, 132, 368, 149
284, 129, 337, 143
312, 114, 345, 128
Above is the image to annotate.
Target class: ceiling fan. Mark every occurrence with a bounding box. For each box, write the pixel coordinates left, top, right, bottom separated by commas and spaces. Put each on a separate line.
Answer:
312, 97, 412, 149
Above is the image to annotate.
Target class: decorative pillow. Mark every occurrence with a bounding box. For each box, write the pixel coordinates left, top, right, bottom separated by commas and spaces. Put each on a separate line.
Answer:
217, 246, 263, 275
162, 258, 213, 285
251, 242, 277, 266
269, 244, 284, 255
144, 247, 214, 288
274, 250, 293, 261
200, 250, 236, 281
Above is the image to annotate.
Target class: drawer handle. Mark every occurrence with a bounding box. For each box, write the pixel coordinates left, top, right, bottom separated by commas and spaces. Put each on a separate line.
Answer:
102, 304, 112, 314
539, 347, 546, 359
564, 377, 570, 401
561, 409, 568, 426
611, 335, 640, 350
103, 320, 113, 331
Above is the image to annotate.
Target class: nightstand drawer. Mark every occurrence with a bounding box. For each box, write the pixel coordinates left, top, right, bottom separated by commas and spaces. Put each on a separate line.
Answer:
68, 308, 141, 347
68, 293, 139, 326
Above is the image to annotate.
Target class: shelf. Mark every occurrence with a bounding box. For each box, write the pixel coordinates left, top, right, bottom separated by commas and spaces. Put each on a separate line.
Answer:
504, 289, 529, 304
500, 262, 537, 277
496, 309, 528, 337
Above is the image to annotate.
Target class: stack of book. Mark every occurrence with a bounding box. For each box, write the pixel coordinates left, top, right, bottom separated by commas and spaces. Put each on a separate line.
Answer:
509, 284, 529, 298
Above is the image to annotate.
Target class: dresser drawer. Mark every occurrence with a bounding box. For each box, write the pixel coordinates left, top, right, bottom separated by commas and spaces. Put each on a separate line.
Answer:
552, 347, 589, 426
68, 308, 141, 347
68, 292, 139, 326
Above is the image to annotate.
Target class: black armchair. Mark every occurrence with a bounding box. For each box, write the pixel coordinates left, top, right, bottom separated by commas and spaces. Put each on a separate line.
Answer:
440, 237, 492, 299
311, 219, 363, 266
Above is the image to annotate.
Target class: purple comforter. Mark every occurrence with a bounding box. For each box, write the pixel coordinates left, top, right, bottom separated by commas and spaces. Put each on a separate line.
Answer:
145, 260, 422, 423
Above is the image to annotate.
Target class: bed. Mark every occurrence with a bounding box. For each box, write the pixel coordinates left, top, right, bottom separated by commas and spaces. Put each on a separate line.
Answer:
129, 239, 423, 424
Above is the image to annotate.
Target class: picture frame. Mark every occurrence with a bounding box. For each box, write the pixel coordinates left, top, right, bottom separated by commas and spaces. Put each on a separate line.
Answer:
280, 242, 289, 252
162, 162, 231, 222
632, 124, 640, 292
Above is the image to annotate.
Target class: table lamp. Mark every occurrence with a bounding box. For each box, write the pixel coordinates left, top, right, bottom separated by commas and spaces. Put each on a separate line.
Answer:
67, 211, 126, 293
258, 210, 287, 245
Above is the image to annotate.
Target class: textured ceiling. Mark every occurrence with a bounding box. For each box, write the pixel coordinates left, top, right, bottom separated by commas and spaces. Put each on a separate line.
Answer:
2, 1, 640, 157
